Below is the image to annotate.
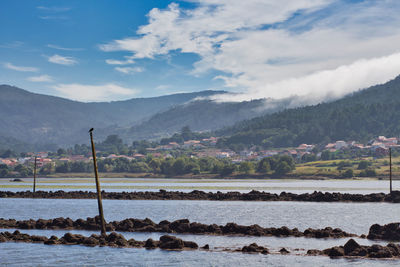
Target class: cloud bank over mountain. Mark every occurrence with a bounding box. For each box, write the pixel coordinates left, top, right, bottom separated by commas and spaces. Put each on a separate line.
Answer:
101, 0, 400, 103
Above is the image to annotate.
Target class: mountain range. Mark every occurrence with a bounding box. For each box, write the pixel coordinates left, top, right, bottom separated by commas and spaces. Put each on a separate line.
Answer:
2, 75, 400, 152
0, 85, 277, 150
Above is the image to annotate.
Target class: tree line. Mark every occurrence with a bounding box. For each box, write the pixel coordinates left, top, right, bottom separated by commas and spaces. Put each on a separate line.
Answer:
0, 155, 296, 178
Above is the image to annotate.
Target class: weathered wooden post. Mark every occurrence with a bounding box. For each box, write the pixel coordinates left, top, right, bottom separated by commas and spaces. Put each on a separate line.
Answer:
89, 128, 107, 236
389, 147, 393, 194
33, 156, 37, 193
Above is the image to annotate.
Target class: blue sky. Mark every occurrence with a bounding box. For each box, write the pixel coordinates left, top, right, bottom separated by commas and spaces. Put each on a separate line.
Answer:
1, 0, 400, 103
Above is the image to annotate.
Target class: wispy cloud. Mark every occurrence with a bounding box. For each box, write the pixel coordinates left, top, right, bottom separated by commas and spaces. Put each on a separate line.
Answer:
48, 54, 78, 66
105, 58, 135, 65
0, 41, 24, 49
99, 0, 400, 103
47, 44, 84, 51
115, 66, 144, 74
53, 83, 139, 102
3, 62, 38, 72
37, 6, 71, 12
37, 6, 71, 20
27, 75, 53, 82
155, 85, 171, 90
39, 15, 69, 20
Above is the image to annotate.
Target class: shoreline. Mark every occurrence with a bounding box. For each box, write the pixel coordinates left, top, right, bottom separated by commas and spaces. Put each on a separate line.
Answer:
0, 173, 388, 180
2, 189, 400, 202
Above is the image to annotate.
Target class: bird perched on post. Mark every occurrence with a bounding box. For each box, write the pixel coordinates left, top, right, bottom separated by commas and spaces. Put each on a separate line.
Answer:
89, 128, 94, 133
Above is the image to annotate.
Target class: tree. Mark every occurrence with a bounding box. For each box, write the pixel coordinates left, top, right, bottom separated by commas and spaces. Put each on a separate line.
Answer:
57, 148, 66, 156
273, 161, 292, 177
0, 164, 9, 177
172, 157, 187, 175
357, 160, 370, 170
342, 168, 353, 178
256, 158, 271, 173
219, 164, 236, 176
239, 161, 254, 174
40, 163, 55, 175
321, 150, 331, 161
149, 158, 162, 173
181, 126, 192, 141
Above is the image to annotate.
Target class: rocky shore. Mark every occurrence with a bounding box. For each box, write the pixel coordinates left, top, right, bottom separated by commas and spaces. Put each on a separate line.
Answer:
367, 222, 400, 241
0, 230, 199, 250
2, 230, 400, 260
0, 216, 357, 239
306, 238, 400, 259
2, 189, 400, 202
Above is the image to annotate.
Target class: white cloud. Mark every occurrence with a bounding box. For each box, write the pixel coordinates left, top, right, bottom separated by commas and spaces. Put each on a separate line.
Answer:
47, 44, 84, 51
105, 58, 135, 65
99, 0, 400, 103
210, 52, 400, 104
155, 85, 171, 90
115, 66, 144, 74
37, 6, 71, 12
27, 75, 53, 82
48, 54, 78, 66
3, 62, 38, 72
53, 83, 139, 102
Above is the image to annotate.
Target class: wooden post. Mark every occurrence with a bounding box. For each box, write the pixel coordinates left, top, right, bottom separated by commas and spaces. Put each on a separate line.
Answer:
390, 147, 393, 194
89, 128, 107, 236
33, 156, 37, 193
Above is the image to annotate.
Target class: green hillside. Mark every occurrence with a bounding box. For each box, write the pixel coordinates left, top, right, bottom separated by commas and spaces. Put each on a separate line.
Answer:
0, 85, 223, 146
119, 98, 289, 142
217, 75, 400, 148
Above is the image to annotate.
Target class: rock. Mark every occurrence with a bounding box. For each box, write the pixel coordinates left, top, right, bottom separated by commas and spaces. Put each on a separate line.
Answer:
307, 249, 322, 255
183, 241, 198, 249
327, 246, 345, 257
343, 239, 360, 255
44, 239, 57, 245
201, 244, 210, 250
279, 248, 290, 254
387, 243, 400, 256
159, 238, 184, 250
62, 233, 85, 243
368, 222, 400, 241
0, 235, 7, 242
83, 237, 99, 247
241, 243, 268, 254
31, 235, 48, 242
159, 235, 177, 243
144, 238, 157, 248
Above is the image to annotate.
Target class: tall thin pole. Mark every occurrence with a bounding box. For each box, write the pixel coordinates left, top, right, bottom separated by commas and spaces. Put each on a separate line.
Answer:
33, 156, 37, 193
390, 147, 393, 194
89, 128, 106, 236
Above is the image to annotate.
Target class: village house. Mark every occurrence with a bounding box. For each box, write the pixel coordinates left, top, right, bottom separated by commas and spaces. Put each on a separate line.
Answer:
296, 144, 315, 152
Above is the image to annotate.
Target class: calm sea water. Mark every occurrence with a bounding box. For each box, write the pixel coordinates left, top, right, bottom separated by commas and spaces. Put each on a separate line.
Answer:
2, 242, 399, 267
1, 198, 399, 235
1, 178, 398, 194
1, 179, 400, 266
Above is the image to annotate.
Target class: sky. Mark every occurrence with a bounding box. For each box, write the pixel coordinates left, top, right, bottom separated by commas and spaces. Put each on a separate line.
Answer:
1, 0, 400, 103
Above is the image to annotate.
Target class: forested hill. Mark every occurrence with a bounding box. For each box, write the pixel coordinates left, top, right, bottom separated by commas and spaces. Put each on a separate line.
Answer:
0, 85, 223, 147
217, 75, 400, 148
116, 98, 290, 142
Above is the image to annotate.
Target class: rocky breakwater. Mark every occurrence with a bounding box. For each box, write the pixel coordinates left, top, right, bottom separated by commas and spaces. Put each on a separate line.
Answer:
0, 216, 357, 239
367, 222, 400, 241
307, 238, 400, 259
2, 190, 400, 202
0, 230, 198, 250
